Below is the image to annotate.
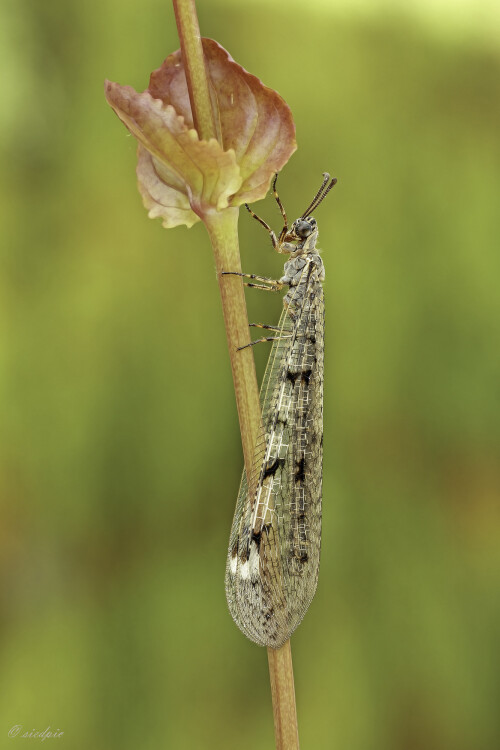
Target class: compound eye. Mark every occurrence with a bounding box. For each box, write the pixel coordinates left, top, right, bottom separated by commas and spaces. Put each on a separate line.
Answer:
294, 220, 313, 238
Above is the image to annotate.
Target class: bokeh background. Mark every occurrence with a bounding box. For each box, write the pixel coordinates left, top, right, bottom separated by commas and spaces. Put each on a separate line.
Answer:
1, 0, 499, 748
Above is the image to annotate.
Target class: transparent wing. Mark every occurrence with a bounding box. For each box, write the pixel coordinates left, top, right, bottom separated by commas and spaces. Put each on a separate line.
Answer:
225, 269, 324, 647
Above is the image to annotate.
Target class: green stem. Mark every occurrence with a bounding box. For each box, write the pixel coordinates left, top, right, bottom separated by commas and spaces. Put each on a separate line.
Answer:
172, 0, 217, 142
268, 642, 300, 750
204, 208, 261, 475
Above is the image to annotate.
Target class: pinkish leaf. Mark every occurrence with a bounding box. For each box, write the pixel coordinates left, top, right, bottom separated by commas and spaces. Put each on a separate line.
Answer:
105, 38, 296, 228
105, 80, 242, 227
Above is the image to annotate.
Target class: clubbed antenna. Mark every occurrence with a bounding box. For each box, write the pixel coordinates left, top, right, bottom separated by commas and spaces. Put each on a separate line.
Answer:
300, 173, 337, 218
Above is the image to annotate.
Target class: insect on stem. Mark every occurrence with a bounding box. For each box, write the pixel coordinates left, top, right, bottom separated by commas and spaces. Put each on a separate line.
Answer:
225, 172, 337, 648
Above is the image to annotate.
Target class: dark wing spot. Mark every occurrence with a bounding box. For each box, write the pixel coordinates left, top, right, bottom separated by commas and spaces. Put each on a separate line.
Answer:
251, 530, 262, 551
263, 456, 285, 480
295, 457, 306, 483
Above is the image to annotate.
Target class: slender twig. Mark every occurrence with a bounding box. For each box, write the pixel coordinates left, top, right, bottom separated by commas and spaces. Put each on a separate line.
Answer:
203, 208, 262, 473
172, 0, 217, 142
172, 2, 299, 747
268, 641, 300, 749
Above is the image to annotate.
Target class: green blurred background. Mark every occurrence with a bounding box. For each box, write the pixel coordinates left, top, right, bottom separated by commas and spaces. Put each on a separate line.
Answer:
1, 0, 499, 748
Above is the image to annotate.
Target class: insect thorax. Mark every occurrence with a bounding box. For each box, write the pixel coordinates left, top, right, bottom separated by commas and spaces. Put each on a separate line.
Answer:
281, 251, 325, 315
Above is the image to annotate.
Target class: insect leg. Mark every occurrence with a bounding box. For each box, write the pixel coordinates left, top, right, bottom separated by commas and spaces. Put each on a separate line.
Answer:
272, 173, 288, 228
244, 282, 282, 292
249, 323, 283, 332
221, 271, 283, 292
244, 204, 278, 249
237, 334, 292, 351
222, 271, 281, 284
271, 173, 291, 247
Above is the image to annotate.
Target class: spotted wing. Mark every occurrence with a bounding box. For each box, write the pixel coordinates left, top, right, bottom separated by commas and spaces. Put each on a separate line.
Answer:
225, 269, 324, 648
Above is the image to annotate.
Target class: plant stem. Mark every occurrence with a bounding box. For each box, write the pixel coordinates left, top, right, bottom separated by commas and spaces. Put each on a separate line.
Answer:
204, 208, 261, 473
172, 3, 300, 747
172, 0, 217, 142
268, 641, 300, 749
